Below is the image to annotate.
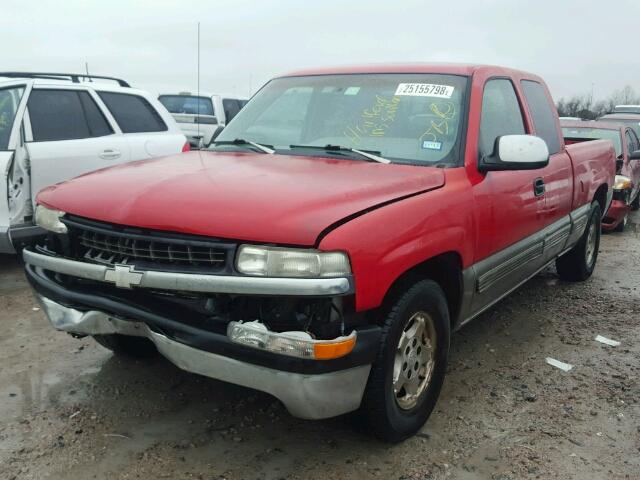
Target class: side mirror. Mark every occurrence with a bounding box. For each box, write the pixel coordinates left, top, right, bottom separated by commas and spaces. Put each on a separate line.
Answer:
629, 150, 640, 161
479, 135, 549, 172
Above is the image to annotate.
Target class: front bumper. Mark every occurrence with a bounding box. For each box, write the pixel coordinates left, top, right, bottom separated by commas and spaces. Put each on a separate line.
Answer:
25, 258, 380, 419
602, 198, 630, 231
36, 295, 371, 419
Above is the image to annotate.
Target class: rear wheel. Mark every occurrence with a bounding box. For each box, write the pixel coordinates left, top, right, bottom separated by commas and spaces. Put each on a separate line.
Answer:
556, 202, 601, 281
93, 334, 158, 358
631, 192, 640, 211
361, 280, 450, 442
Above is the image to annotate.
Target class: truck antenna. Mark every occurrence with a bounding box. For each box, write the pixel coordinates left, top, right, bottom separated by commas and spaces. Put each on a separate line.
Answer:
197, 22, 201, 146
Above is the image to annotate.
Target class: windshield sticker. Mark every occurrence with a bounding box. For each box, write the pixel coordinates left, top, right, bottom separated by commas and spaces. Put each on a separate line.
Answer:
422, 140, 442, 150
344, 95, 401, 144
344, 87, 361, 96
395, 83, 454, 98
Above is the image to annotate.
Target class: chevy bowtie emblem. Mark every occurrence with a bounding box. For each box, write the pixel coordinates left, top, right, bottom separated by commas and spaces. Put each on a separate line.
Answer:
104, 265, 144, 289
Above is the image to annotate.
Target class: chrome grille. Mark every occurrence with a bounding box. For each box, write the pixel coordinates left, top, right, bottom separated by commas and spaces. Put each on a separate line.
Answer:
65, 218, 232, 270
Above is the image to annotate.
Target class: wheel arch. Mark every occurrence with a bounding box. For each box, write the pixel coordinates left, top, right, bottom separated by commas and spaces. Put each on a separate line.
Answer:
380, 251, 463, 327
593, 183, 608, 211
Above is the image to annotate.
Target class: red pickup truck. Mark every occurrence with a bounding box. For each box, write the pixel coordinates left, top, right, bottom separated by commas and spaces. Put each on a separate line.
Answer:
562, 120, 640, 231
24, 64, 615, 442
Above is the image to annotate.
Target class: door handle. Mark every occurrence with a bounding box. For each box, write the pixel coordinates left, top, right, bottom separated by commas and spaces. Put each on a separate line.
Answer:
533, 177, 545, 197
99, 149, 121, 160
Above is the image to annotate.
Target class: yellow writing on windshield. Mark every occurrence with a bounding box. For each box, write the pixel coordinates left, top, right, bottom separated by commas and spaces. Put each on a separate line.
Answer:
419, 102, 457, 143
345, 95, 401, 144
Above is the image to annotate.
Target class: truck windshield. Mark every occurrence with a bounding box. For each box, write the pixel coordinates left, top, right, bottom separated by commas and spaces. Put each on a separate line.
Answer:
214, 74, 468, 165
0, 86, 25, 150
562, 127, 622, 156
158, 95, 215, 116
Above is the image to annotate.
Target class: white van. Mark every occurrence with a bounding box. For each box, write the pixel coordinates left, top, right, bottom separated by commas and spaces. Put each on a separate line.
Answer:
0, 72, 190, 253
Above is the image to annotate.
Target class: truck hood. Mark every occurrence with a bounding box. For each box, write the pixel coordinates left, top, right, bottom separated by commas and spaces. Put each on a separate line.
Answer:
37, 151, 445, 246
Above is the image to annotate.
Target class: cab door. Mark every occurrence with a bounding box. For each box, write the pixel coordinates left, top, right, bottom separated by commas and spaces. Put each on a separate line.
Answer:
519, 80, 573, 260
24, 86, 130, 202
469, 78, 549, 313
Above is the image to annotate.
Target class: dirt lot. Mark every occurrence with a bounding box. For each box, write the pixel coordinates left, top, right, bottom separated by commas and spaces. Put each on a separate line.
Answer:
1, 215, 639, 480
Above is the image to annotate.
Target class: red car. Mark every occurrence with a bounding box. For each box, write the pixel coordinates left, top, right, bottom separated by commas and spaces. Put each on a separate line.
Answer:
24, 64, 615, 442
562, 120, 640, 231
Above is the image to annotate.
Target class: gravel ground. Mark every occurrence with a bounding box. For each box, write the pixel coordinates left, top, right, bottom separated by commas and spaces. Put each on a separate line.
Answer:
1, 213, 639, 480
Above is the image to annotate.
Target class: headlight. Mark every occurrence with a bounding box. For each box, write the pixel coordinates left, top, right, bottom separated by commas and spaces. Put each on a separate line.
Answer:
236, 245, 351, 278
35, 205, 67, 234
227, 321, 356, 359
613, 175, 632, 191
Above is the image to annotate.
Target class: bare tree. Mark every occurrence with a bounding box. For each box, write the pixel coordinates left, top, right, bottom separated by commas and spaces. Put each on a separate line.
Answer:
556, 85, 640, 119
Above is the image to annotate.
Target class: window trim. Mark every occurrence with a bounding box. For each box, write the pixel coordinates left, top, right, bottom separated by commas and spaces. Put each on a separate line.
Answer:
98, 91, 168, 134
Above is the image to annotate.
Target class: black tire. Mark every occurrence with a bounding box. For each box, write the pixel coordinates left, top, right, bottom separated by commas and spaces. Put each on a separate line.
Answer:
631, 192, 639, 211
556, 202, 601, 281
93, 334, 158, 358
361, 279, 450, 443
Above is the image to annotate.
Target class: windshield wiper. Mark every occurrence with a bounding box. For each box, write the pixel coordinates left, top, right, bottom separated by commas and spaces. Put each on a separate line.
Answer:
212, 138, 275, 154
289, 144, 391, 164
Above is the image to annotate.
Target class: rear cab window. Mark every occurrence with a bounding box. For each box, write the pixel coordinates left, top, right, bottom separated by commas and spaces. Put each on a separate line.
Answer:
521, 80, 561, 154
99, 92, 167, 133
28, 89, 114, 142
0, 85, 25, 149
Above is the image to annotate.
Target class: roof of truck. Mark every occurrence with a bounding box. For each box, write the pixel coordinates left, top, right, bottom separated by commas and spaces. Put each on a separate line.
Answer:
280, 63, 541, 79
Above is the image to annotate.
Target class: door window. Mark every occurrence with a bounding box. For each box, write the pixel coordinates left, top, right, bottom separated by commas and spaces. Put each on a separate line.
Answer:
28, 89, 113, 142
479, 79, 525, 157
521, 80, 561, 154
0, 85, 25, 149
98, 92, 167, 133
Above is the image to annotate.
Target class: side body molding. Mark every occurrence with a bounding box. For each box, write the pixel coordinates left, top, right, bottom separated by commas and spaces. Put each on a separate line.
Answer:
456, 204, 591, 329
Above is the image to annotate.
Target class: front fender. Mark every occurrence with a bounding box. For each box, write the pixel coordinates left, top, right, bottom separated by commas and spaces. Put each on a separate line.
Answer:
318, 174, 474, 312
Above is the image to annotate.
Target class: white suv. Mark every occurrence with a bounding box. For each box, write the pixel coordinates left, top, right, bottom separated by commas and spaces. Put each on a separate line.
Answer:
0, 72, 190, 253
158, 92, 248, 147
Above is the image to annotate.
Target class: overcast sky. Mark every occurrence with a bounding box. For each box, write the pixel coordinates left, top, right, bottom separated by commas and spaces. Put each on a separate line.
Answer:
3, 0, 639, 101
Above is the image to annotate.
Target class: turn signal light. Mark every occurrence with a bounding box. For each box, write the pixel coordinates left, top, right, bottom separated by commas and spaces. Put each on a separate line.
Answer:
227, 321, 356, 360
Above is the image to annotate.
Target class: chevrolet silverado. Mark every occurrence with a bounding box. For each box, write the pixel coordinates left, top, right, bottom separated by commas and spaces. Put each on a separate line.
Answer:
23, 64, 615, 441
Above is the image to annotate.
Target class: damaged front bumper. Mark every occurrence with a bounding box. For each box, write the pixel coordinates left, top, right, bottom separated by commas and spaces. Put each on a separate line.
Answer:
602, 198, 630, 231
24, 252, 380, 420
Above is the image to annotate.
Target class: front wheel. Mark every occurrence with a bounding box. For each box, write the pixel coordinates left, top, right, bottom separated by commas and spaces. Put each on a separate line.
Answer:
361, 280, 450, 442
631, 192, 640, 211
556, 202, 601, 281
